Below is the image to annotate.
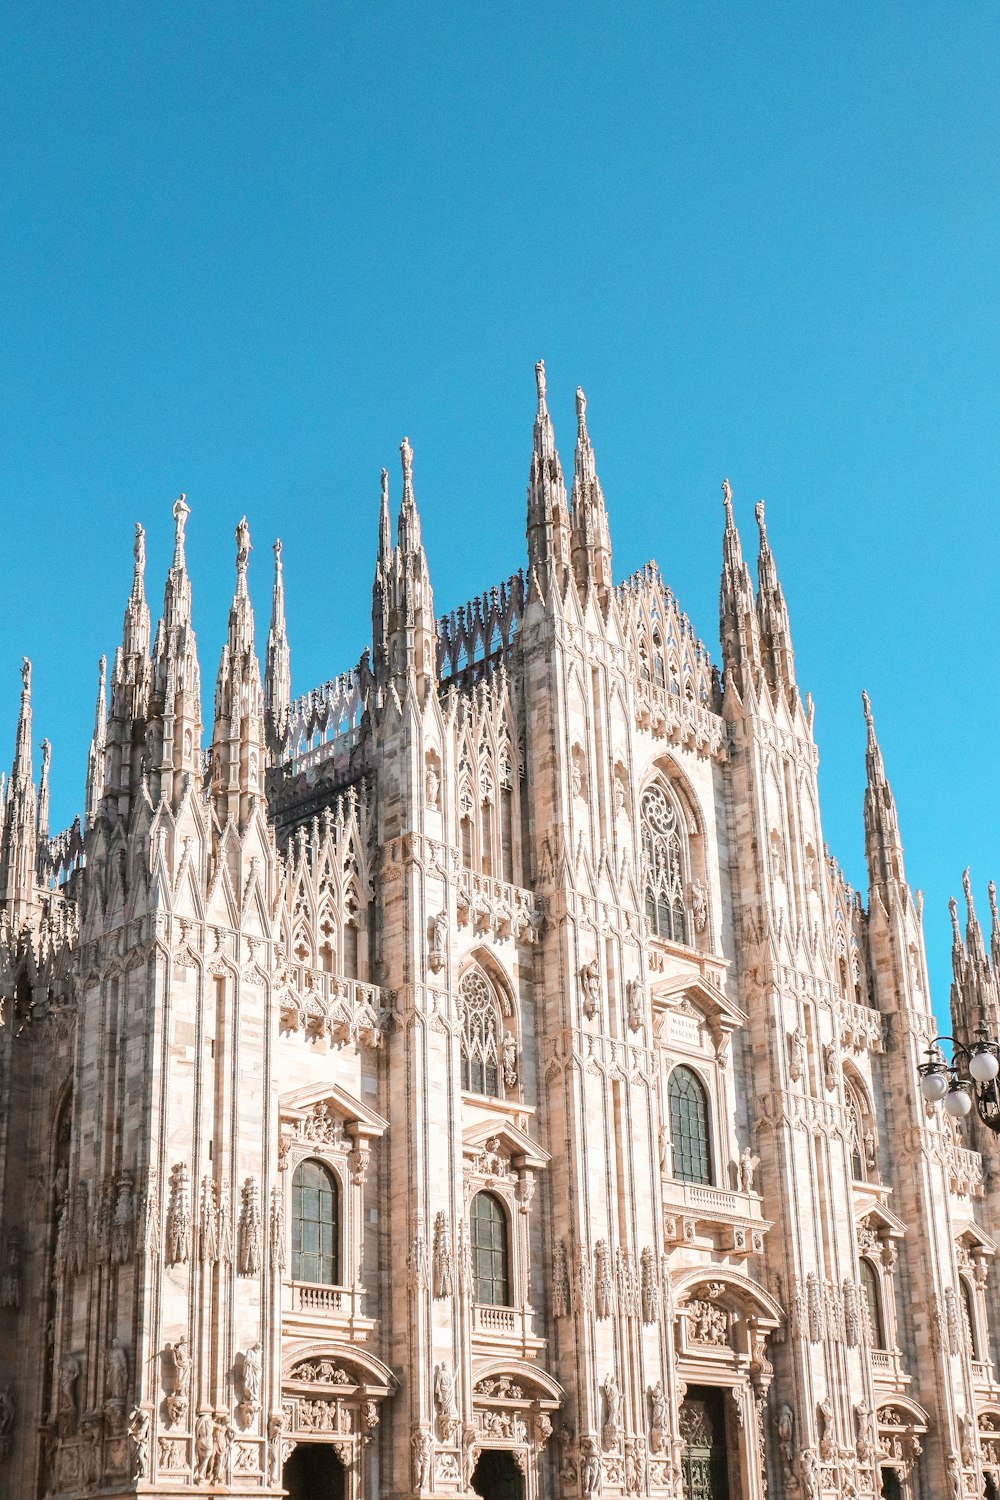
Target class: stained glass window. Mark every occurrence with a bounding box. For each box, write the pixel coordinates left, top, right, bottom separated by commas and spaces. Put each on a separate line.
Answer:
461, 970, 502, 1098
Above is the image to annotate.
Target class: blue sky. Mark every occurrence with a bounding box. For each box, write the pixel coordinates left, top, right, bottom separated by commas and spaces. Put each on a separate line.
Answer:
1, 3, 997, 1029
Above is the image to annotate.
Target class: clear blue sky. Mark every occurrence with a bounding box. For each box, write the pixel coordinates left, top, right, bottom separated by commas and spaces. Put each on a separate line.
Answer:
1, 4, 997, 1031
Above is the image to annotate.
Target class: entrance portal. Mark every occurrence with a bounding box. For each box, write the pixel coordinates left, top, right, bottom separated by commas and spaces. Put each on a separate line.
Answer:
282, 1442, 347, 1500
679, 1387, 731, 1500
471, 1448, 524, 1500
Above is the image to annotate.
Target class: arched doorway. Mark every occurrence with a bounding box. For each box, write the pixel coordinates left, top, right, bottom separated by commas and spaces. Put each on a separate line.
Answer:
283, 1442, 346, 1500
471, 1448, 523, 1500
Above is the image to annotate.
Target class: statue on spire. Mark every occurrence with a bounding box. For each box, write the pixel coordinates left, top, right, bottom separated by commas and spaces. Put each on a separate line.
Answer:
400, 437, 413, 488
134, 523, 145, 575
535, 359, 547, 408
173, 493, 189, 535
236, 517, 251, 575
20, 658, 30, 694
754, 499, 767, 533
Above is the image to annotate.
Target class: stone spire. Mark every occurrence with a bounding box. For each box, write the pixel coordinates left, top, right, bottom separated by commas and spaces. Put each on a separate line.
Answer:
754, 500, 797, 700
386, 439, 436, 693
861, 691, 906, 896
36, 739, 51, 845
963, 866, 988, 967
211, 517, 267, 829
949, 871, 1000, 1051
718, 479, 760, 691
264, 538, 291, 760
569, 386, 613, 605
84, 656, 107, 829
104, 525, 153, 821
149, 495, 202, 806
990, 880, 1000, 975
371, 467, 392, 684
0, 658, 38, 921
525, 360, 571, 598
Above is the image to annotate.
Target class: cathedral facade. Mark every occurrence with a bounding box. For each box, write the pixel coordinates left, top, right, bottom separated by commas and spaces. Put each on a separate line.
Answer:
0, 364, 998, 1500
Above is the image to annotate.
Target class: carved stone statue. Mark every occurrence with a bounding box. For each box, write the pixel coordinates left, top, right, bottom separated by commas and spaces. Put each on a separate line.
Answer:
649, 1381, 667, 1452
775, 1403, 794, 1469
502, 1030, 518, 1088
412, 1425, 433, 1489
580, 961, 600, 1021
127, 1406, 150, 1480
107, 1336, 129, 1401
193, 1409, 215, 1482
738, 1146, 760, 1194
425, 763, 440, 808
434, 1362, 457, 1441
241, 1341, 263, 1420
580, 1435, 602, 1494
601, 1372, 622, 1450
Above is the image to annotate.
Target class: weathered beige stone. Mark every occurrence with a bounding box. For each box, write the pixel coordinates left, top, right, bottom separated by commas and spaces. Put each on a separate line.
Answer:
0, 372, 994, 1499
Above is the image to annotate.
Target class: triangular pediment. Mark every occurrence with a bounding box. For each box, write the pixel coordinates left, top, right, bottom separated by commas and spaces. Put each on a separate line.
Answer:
651, 971, 746, 1035
462, 1117, 549, 1171
280, 1080, 388, 1138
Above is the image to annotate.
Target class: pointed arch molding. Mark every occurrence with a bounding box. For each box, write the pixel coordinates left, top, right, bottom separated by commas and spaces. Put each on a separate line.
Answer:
640, 754, 705, 839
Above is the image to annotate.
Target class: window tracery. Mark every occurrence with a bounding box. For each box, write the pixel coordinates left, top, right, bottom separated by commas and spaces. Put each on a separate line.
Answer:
641, 783, 687, 943
859, 1257, 885, 1348
460, 970, 503, 1099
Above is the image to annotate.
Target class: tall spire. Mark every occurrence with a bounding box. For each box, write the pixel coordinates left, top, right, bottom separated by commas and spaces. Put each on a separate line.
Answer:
149, 495, 202, 806
84, 655, 107, 828
525, 360, 571, 597
569, 386, 613, 604
754, 500, 797, 700
104, 524, 153, 822
949, 870, 1000, 1053
385, 439, 436, 693
0, 658, 38, 921
264, 538, 291, 760
718, 479, 760, 691
371, 468, 392, 685
861, 691, 906, 896
211, 517, 266, 828
962, 866, 988, 967
36, 739, 51, 844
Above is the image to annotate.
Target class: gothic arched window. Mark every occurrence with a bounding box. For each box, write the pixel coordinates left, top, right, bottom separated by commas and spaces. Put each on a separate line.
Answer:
460, 970, 502, 1098
291, 1159, 340, 1285
641, 783, 687, 943
470, 1191, 510, 1306
667, 1066, 712, 1185
859, 1257, 885, 1348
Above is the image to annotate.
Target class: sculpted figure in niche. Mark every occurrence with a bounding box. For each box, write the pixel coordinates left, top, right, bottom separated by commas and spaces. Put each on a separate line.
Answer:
502, 1030, 518, 1089
242, 1341, 262, 1418
58, 1352, 80, 1420
425, 762, 440, 809
580, 1435, 601, 1494
107, 1336, 129, 1402
580, 961, 600, 1021
601, 1372, 623, 1449
193, 1411, 214, 1483
412, 1425, 433, 1489
128, 1407, 150, 1480
738, 1147, 760, 1194
434, 1362, 457, 1441
689, 878, 709, 935
775, 1403, 794, 1469
649, 1382, 667, 1451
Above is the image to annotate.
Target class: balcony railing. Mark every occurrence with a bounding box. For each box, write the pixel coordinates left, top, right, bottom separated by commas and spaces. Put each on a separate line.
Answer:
473, 1303, 517, 1336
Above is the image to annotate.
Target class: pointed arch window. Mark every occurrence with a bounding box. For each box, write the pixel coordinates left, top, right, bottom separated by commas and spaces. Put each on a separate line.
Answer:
859, 1257, 885, 1348
460, 969, 502, 1098
641, 784, 687, 943
291, 1159, 340, 1285
470, 1191, 510, 1306
667, 1066, 712, 1185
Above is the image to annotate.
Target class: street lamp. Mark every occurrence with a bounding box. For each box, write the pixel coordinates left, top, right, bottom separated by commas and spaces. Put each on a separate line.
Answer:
918, 1027, 1000, 1132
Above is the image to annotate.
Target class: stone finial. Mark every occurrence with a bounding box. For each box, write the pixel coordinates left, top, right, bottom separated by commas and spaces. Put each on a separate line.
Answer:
171, 493, 190, 566
133, 522, 145, 575
273, 538, 282, 565
400, 437, 413, 489
576, 385, 588, 435
754, 499, 767, 534
861, 689, 872, 726
20, 657, 30, 694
